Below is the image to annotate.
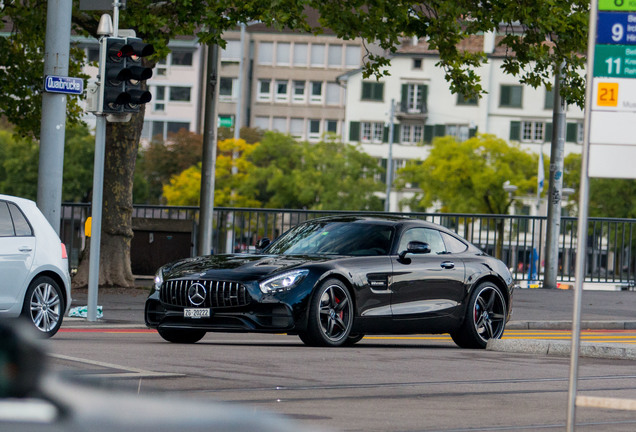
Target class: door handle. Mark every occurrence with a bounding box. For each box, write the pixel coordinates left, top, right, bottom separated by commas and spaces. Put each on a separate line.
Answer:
440, 261, 455, 269
19, 246, 33, 252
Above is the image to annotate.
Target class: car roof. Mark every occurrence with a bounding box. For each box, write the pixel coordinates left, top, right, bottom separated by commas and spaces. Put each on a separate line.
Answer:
304, 214, 450, 231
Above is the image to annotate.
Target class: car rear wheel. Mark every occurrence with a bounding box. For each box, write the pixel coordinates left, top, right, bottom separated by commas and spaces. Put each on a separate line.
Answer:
451, 282, 506, 349
21, 276, 64, 338
299, 279, 353, 347
343, 333, 364, 346
157, 328, 206, 344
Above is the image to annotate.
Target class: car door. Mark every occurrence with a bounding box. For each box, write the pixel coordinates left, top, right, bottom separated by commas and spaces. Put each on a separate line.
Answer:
0, 200, 35, 311
390, 227, 466, 319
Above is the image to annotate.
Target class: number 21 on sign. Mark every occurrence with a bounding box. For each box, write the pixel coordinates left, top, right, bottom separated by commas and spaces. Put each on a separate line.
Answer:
597, 82, 618, 107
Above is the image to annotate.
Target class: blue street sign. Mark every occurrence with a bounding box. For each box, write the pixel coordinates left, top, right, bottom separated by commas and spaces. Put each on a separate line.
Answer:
43, 75, 84, 95
597, 12, 636, 45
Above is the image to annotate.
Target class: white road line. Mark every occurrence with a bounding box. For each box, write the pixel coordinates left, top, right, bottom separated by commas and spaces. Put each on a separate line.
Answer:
49, 353, 183, 378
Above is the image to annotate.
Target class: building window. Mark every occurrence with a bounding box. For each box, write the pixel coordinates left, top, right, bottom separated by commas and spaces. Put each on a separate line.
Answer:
326, 83, 340, 105
325, 119, 338, 134
361, 81, 384, 101
521, 121, 545, 143
545, 88, 554, 110
413, 58, 423, 69
308, 119, 321, 140
293, 43, 308, 66
310, 81, 323, 103
403, 84, 426, 113
276, 42, 291, 65
361, 121, 384, 143
275, 80, 289, 102
290, 118, 304, 139
145, 121, 191, 140
87, 47, 100, 63
345, 45, 360, 68
310, 44, 325, 67
221, 40, 241, 62
156, 57, 167, 76
153, 86, 166, 112
401, 124, 423, 145
169, 87, 191, 102
219, 77, 235, 101
253, 116, 269, 129
257, 80, 272, 101
171, 49, 193, 66
500, 85, 523, 108
446, 124, 470, 142
293, 80, 306, 102
272, 117, 287, 133
327, 44, 342, 67
457, 93, 478, 106
258, 41, 274, 65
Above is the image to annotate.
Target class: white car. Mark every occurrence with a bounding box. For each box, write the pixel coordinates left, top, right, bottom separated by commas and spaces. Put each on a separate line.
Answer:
0, 194, 71, 337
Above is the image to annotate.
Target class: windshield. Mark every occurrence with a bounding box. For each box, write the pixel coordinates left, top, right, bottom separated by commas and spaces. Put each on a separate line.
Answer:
265, 221, 394, 256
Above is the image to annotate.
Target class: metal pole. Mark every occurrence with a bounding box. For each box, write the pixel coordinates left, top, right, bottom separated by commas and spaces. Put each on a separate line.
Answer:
37, 0, 73, 233
384, 99, 395, 212
567, 0, 598, 428
234, 23, 246, 141
545, 64, 566, 289
87, 115, 106, 322
198, 44, 220, 256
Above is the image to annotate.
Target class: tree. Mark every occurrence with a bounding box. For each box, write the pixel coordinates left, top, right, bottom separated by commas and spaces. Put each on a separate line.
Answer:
395, 134, 538, 258
0, 124, 94, 202
2, 1, 590, 287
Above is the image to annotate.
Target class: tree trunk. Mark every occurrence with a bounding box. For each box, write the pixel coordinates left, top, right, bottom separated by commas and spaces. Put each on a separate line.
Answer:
72, 109, 145, 288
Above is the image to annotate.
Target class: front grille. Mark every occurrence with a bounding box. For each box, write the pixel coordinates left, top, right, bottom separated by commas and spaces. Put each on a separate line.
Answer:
160, 279, 251, 308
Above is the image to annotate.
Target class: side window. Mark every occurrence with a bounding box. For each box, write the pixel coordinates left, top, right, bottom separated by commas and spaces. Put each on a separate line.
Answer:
8, 203, 32, 236
398, 228, 446, 254
0, 202, 15, 236
441, 232, 468, 253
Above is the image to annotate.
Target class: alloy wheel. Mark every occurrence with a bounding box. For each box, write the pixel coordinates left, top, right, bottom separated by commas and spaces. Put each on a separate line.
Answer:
472, 285, 506, 342
318, 283, 352, 342
29, 281, 62, 333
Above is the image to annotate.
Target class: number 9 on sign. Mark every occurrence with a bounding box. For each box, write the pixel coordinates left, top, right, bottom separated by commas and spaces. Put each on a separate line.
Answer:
597, 82, 618, 107
612, 23, 623, 42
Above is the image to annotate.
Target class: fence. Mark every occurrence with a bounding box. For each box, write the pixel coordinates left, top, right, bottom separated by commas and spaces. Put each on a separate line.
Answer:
59, 203, 636, 287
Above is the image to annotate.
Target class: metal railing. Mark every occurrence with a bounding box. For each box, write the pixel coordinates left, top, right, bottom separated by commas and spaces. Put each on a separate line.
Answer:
60, 203, 636, 287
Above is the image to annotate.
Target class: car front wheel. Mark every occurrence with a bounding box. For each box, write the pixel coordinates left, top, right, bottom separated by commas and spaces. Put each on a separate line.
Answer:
157, 328, 206, 344
299, 279, 354, 347
451, 282, 507, 349
21, 276, 65, 338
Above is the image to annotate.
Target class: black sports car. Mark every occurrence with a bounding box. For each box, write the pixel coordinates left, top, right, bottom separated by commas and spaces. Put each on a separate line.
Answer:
145, 216, 515, 348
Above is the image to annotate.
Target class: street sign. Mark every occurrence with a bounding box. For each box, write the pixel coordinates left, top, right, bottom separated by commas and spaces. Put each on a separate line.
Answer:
43, 75, 84, 95
596, 12, 636, 44
599, 0, 636, 11
218, 116, 233, 128
593, 45, 636, 77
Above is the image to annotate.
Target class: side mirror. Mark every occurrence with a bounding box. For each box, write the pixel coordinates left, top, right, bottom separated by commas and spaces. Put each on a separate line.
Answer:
398, 241, 431, 261
256, 238, 270, 250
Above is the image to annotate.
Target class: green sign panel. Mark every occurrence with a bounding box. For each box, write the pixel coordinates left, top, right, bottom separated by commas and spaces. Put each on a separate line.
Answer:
599, 0, 636, 11
594, 44, 636, 77
218, 116, 233, 128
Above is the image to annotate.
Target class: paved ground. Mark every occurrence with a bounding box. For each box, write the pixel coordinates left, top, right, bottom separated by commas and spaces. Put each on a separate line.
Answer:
64, 283, 636, 360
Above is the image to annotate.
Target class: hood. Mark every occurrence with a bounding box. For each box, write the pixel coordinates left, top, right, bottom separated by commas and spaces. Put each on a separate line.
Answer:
161, 254, 329, 282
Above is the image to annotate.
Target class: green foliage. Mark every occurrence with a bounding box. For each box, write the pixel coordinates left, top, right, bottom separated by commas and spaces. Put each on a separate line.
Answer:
564, 153, 636, 218
395, 134, 537, 214
245, 132, 384, 210
0, 124, 94, 201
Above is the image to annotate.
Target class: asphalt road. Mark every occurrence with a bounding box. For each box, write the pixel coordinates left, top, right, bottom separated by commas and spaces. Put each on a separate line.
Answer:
44, 329, 636, 432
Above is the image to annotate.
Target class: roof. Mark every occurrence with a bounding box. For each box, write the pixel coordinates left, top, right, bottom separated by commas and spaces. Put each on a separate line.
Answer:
396, 34, 512, 58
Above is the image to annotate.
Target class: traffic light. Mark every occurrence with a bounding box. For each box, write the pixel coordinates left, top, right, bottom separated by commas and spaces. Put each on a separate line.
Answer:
98, 36, 154, 114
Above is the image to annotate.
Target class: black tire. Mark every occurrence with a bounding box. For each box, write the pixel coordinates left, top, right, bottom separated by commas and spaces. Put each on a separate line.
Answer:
21, 276, 65, 338
451, 282, 507, 349
300, 279, 354, 347
157, 328, 206, 344
343, 333, 365, 346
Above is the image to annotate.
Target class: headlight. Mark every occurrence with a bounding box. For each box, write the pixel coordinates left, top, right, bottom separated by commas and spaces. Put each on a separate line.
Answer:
259, 269, 309, 294
153, 268, 164, 292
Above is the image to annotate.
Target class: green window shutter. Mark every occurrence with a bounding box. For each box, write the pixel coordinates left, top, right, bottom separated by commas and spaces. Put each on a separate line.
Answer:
424, 125, 434, 143
468, 127, 477, 138
374, 82, 384, 101
419, 85, 427, 113
509, 121, 520, 141
500, 86, 511, 106
401, 84, 408, 112
434, 124, 446, 137
349, 121, 360, 141
361, 82, 371, 100
544, 122, 553, 142
383, 126, 389, 143
566, 123, 578, 142
392, 124, 401, 143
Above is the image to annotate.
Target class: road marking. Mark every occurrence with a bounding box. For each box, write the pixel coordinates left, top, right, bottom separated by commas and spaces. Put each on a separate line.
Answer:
577, 395, 636, 411
49, 353, 183, 379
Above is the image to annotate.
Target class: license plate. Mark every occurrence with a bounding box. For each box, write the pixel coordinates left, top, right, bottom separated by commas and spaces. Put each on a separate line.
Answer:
184, 308, 211, 318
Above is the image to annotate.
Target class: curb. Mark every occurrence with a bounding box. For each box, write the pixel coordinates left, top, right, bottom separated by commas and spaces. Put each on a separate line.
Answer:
507, 320, 636, 330
487, 338, 636, 361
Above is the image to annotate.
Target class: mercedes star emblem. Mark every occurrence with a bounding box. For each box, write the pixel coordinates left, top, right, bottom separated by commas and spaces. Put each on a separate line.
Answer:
187, 283, 207, 306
